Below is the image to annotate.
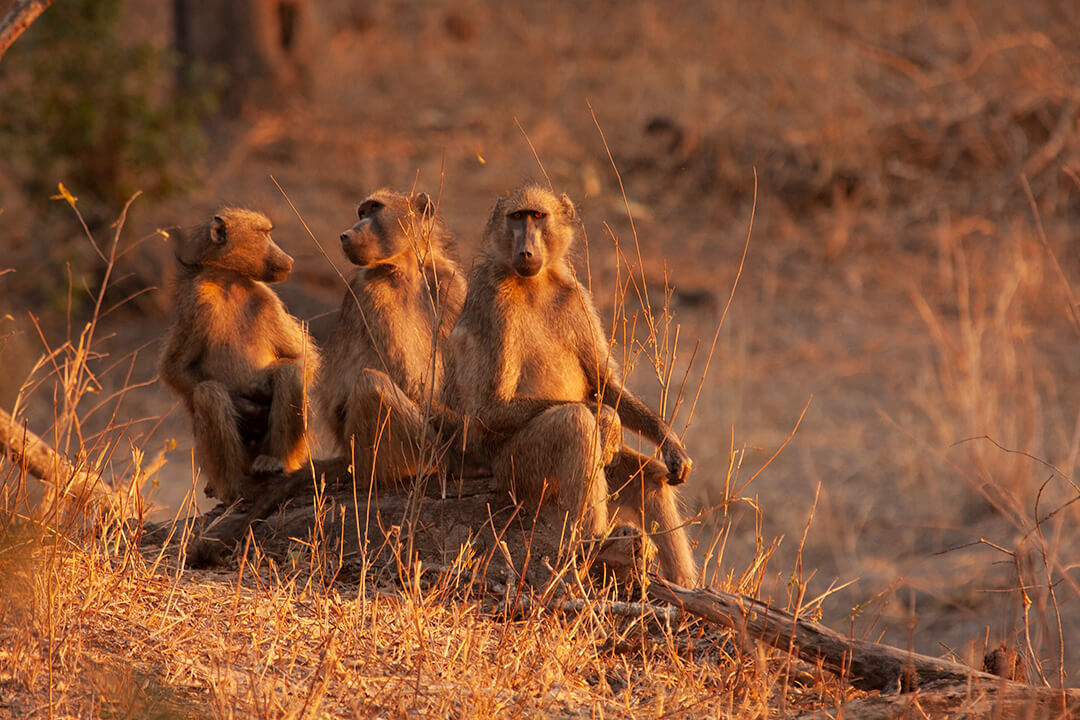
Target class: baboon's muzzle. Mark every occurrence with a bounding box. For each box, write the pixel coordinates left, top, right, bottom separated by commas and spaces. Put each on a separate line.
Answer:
512, 228, 543, 277
263, 247, 294, 283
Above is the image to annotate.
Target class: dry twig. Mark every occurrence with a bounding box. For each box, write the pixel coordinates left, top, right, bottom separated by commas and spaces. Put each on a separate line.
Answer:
0, 0, 55, 62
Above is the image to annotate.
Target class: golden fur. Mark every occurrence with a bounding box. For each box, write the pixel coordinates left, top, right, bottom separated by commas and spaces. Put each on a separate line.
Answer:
159, 207, 319, 503
447, 184, 697, 587
317, 189, 467, 483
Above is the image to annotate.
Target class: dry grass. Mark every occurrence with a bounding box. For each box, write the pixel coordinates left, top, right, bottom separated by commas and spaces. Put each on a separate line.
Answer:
0, 522, 858, 719
3, 0, 1080, 716
0, 178, 850, 720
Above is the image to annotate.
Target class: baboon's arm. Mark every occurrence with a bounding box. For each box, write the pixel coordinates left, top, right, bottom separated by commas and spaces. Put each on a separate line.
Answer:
425, 397, 574, 471
159, 328, 205, 401
476, 397, 568, 436
574, 301, 693, 483
597, 381, 666, 440
425, 400, 497, 461
498, 324, 587, 430
574, 311, 664, 441
269, 318, 321, 385
598, 381, 693, 484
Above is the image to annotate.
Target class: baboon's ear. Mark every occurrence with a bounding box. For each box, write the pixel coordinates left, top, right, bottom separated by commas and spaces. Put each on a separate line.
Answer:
211, 216, 227, 245
413, 192, 433, 216
559, 193, 577, 221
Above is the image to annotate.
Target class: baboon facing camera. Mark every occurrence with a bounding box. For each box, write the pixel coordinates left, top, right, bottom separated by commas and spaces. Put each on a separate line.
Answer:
317, 189, 467, 485
448, 184, 698, 587
159, 208, 319, 503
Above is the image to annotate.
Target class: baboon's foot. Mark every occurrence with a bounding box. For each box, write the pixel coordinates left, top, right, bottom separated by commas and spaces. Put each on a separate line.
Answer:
586, 526, 654, 590
250, 454, 285, 477
201, 479, 241, 508
594, 526, 650, 568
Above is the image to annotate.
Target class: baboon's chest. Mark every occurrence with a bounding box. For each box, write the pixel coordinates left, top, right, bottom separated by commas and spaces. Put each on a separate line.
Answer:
508, 304, 589, 401
350, 278, 439, 390
201, 285, 282, 368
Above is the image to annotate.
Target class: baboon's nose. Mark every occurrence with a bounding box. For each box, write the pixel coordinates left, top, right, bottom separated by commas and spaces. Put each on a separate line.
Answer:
513, 253, 542, 277
340, 232, 349, 243
265, 252, 293, 282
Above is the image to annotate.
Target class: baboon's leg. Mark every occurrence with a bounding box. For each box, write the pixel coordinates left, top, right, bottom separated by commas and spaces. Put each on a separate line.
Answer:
492, 403, 611, 539
341, 368, 425, 484
263, 362, 308, 472
192, 380, 248, 503
607, 447, 698, 588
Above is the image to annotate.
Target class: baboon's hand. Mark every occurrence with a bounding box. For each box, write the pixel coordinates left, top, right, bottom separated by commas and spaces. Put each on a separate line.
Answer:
234, 395, 265, 423
234, 396, 270, 442
661, 437, 692, 484
242, 374, 273, 403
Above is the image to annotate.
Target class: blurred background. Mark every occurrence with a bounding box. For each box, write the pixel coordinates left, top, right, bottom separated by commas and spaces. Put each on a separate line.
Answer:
2, 0, 1080, 679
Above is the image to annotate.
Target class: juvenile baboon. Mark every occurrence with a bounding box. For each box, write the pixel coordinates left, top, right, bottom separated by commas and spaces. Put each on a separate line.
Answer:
448, 184, 698, 587
159, 208, 320, 503
317, 189, 467, 484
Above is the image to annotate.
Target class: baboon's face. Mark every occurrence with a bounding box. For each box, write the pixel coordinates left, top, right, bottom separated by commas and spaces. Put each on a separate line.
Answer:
505, 208, 548, 277
340, 198, 391, 266
201, 209, 293, 283
496, 187, 576, 278
339, 192, 430, 267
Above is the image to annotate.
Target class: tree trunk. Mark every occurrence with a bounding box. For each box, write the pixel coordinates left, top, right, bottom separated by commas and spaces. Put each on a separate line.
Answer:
173, 0, 320, 113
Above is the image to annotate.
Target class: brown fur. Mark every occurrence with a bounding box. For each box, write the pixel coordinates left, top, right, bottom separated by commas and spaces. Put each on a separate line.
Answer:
159, 207, 320, 503
447, 184, 698, 587
317, 189, 467, 484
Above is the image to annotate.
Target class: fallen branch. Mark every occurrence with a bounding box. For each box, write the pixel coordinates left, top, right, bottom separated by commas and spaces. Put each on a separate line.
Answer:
649, 580, 1080, 715
0, 407, 77, 483
0, 407, 114, 515
0, 0, 55, 62
649, 580, 981, 690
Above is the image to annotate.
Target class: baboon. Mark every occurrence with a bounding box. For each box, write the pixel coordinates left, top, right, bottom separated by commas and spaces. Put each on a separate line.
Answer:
317, 189, 467, 484
159, 208, 320, 503
448, 184, 698, 587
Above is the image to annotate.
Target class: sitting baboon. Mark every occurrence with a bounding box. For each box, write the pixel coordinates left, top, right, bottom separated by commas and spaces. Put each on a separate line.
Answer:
448, 184, 698, 587
159, 208, 320, 503
317, 189, 467, 484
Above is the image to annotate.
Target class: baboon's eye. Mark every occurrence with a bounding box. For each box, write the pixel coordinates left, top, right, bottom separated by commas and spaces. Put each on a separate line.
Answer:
357, 201, 383, 220
509, 211, 525, 221
531, 211, 546, 220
